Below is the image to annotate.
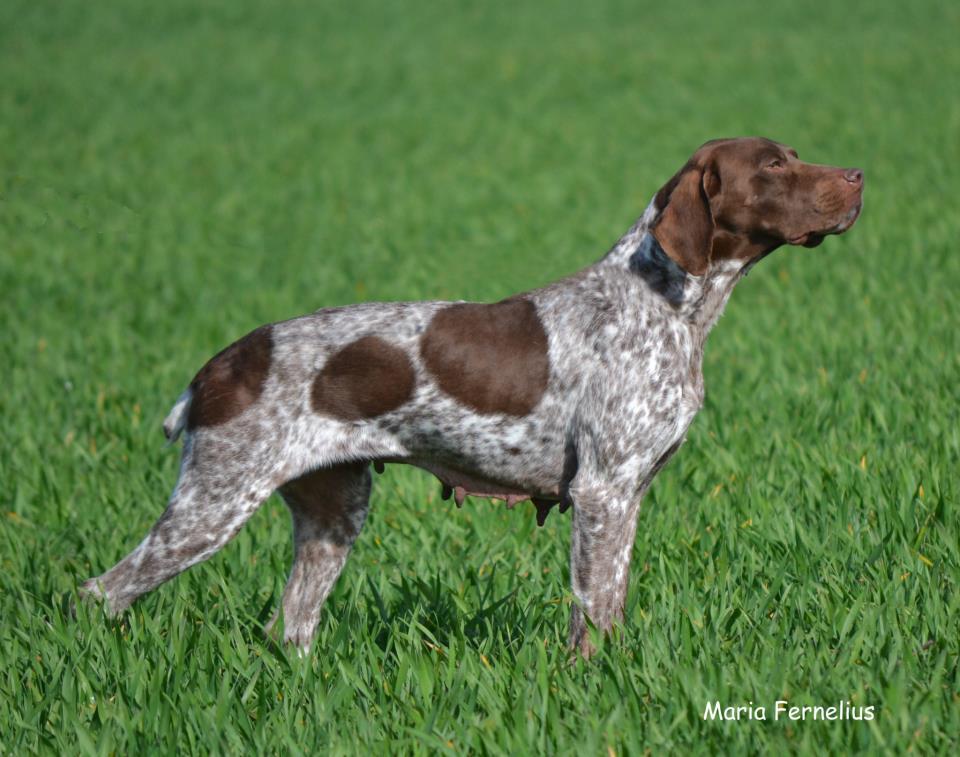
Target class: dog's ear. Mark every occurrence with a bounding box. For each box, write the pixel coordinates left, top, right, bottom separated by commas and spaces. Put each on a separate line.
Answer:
652, 157, 719, 276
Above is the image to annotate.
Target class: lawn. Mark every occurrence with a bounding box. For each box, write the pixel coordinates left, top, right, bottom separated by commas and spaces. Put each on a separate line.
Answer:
1, 0, 958, 753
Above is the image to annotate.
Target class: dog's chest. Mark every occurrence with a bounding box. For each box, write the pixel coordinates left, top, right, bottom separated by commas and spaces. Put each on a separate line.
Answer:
580, 305, 703, 465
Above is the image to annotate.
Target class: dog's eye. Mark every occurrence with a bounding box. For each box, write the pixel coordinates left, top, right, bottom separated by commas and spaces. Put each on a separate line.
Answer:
766, 159, 784, 170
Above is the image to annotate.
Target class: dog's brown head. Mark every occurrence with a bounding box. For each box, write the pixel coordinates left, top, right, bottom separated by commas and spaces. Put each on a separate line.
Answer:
652, 137, 863, 275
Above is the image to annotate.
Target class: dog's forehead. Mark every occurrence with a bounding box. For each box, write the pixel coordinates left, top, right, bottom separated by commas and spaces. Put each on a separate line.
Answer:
707, 137, 795, 163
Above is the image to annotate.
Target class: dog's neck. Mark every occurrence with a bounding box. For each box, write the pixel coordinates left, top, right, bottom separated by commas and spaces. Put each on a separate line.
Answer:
598, 199, 748, 335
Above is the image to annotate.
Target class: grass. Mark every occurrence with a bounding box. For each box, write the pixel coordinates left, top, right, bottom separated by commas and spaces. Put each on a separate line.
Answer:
2, 0, 959, 752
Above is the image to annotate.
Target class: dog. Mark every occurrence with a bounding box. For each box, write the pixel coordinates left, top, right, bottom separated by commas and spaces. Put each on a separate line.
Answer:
82, 137, 864, 656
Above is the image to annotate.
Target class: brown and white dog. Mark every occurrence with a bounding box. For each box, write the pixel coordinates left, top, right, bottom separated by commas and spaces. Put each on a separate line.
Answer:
83, 138, 863, 656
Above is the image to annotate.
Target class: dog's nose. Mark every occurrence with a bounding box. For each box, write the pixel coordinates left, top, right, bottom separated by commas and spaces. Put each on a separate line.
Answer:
844, 168, 864, 186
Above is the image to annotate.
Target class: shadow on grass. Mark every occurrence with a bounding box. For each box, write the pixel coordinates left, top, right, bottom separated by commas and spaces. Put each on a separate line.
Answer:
366, 571, 536, 650
261, 566, 563, 662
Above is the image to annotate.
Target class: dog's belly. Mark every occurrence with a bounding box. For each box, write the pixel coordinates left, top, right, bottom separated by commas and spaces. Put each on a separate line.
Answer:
377, 400, 571, 525
382, 441, 566, 499
385, 454, 569, 527
392, 457, 561, 499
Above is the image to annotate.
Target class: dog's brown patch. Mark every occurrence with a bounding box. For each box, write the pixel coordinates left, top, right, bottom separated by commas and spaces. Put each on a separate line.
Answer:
187, 325, 274, 429
420, 298, 549, 416
311, 336, 415, 420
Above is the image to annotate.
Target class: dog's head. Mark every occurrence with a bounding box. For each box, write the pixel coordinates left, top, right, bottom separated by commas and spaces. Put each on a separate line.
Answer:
652, 137, 863, 275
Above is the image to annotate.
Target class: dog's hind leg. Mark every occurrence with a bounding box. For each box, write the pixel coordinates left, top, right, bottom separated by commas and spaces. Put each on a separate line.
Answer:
265, 462, 372, 651
81, 434, 278, 614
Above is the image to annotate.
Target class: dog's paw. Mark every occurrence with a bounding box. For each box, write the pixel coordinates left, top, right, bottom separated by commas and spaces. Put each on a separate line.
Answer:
266, 612, 317, 656
70, 579, 107, 622
283, 624, 317, 657
78, 578, 106, 603
77, 578, 127, 618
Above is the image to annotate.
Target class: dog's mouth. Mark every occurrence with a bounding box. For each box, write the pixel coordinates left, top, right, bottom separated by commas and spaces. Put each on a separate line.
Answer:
788, 202, 862, 248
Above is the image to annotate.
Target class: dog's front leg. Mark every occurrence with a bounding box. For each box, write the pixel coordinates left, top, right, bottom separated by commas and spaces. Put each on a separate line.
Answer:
566, 477, 641, 658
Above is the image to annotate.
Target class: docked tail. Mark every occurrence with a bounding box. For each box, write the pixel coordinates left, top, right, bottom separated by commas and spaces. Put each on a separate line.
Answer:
162, 388, 192, 442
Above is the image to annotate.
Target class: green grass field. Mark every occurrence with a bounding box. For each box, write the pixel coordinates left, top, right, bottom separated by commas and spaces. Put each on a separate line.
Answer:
2, 0, 959, 753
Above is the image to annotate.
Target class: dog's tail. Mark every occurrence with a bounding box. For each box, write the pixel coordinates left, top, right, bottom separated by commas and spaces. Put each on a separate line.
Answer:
162, 388, 192, 443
